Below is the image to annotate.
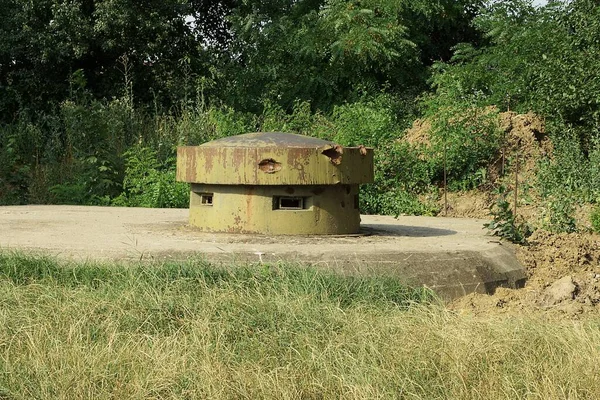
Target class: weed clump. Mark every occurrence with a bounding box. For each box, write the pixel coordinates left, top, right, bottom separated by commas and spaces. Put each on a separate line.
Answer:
484, 188, 533, 244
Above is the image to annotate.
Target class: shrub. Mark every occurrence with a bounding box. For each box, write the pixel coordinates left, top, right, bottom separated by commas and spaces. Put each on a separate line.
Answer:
485, 188, 532, 244
360, 142, 437, 216
326, 96, 400, 147
0, 130, 31, 205
423, 102, 502, 190
538, 128, 600, 204
176, 106, 256, 146
113, 146, 188, 208
540, 195, 577, 234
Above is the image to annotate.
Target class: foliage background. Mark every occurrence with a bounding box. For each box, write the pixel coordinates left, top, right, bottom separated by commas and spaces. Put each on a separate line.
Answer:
1, 0, 598, 229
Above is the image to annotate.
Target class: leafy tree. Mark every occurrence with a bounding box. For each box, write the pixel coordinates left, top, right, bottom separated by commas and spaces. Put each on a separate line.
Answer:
429, 0, 600, 146
220, 0, 485, 112
0, 0, 490, 209
0, 0, 212, 118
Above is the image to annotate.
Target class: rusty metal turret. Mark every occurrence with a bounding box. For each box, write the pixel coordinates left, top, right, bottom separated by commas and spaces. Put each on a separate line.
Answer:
176, 132, 374, 234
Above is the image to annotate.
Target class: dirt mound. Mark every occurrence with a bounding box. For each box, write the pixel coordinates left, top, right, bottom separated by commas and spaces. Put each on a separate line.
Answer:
491, 111, 553, 183
403, 111, 552, 172
432, 190, 493, 219
404, 111, 552, 220
404, 111, 599, 318
450, 230, 600, 318
403, 118, 431, 147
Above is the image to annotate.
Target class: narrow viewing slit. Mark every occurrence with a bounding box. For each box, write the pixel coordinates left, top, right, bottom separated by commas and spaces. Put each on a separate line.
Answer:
277, 197, 304, 210
200, 193, 213, 205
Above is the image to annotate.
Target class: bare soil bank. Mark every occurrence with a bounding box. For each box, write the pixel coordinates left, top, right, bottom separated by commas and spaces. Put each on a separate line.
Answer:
405, 111, 600, 318
451, 226, 600, 318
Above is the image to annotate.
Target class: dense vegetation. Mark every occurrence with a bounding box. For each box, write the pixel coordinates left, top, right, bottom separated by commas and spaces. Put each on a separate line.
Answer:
2, 252, 600, 399
1, 0, 599, 231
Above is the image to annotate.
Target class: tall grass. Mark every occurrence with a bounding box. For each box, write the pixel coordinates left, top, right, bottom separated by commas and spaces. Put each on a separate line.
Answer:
0, 252, 599, 399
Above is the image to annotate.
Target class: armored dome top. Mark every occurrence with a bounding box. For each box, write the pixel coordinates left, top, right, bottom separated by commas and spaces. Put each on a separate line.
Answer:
176, 132, 374, 186
201, 132, 334, 148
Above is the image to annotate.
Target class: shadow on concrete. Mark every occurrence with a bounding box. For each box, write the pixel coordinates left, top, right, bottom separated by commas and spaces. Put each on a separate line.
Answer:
361, 224, 456, 237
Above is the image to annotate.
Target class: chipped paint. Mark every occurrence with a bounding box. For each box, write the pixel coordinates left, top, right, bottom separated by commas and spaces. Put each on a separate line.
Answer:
177, 132, 373, 185
178, 132, 373, 234
258, 159, 282, 173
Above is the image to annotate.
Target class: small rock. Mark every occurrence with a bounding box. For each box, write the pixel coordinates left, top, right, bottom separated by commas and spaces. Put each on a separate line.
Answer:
540, 276, 577, 307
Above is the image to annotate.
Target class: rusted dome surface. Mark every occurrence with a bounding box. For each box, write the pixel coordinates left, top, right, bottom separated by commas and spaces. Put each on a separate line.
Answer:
176, 132, 374, 185
200, 132, 335, 148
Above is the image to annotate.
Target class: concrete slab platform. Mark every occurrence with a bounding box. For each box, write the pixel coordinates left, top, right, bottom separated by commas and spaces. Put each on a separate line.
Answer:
0, 205, 526, 300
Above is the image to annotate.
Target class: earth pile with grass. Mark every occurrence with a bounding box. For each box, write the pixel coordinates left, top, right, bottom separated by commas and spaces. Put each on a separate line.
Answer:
404, 111, 551, 220
402, 109, 600, 317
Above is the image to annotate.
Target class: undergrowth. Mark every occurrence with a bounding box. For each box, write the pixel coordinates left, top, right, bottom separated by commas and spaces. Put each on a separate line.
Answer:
484, 187, 532, 244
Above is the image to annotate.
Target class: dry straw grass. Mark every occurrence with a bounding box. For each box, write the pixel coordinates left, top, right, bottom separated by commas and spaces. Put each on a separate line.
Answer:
0, 252, 599, 399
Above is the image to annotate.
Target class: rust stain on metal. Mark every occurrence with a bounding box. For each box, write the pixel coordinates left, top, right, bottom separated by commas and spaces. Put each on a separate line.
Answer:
258, 159, 282, 173
245, 186, 254, 226
177, 132, 374, 234
185, 149, 196, 182
233, 214, 242, 229
314, 201, 321, 223
232, 148, 245, 171
286, 147, 310, 183
321, 145, 343, 165
203, 147, 216, 173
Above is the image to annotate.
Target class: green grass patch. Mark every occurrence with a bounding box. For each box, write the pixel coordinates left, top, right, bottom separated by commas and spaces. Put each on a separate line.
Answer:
0, 252, 431, 308
0, 252, 599, 399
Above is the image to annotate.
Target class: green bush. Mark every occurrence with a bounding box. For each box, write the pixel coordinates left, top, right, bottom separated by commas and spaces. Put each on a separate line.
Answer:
326, 95, 400, 148
422, 101, 502, 191
538, 129, 600, 204
113, 146, 189, 208
361, 186, 438, 217
259, 100, 318, 135
176, 106, 256, 146
540, 195, 577, 234
360, 142, 437, 216
0, 130, 30, 205
48, 156, 118, 205
485, 188, 532, 244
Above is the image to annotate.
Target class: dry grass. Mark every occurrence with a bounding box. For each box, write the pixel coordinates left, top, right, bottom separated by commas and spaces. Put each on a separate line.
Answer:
0, 252, 599, 399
